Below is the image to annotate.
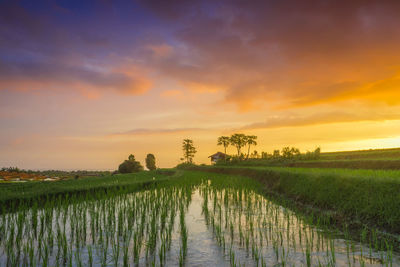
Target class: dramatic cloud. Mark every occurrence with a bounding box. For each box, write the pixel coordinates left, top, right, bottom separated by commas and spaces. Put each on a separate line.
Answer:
0, 2, 151, 96
0, 60, 151, 95
2, 0, 400, 169
2, 0, 400, 107
241, 112, 400, 130
138, 0, 400, 109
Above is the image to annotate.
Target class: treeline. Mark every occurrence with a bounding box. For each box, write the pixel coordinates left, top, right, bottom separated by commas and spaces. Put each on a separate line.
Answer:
220, 146, 321, 163
259, 147, 321, 161
215, 133, 321, 163
176, 134, 321, 168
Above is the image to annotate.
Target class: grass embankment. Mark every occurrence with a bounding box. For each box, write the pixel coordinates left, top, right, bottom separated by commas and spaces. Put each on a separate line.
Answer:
227, 147, 400, 170
320, 147, 400, 160
0, 169, 178, 211
232, 158, 400, 170
188, 165, 400, 235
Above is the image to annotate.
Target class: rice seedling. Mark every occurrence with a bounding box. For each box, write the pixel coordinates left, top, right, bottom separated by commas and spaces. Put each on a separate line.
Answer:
197, 175, 399, 266
0, 170, 398, 266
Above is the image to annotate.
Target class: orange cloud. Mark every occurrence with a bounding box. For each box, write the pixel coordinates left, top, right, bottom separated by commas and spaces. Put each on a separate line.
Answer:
108, 127, 209, 137
136, 0, 400, 111
240, 111, 400, 131
161, 89, 184, 98
355, 75, 400, 105
181, 81, 222, 94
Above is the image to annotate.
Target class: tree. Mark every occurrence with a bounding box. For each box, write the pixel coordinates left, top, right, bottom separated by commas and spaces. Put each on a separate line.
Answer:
118, 154, 144, 173
217, 136, 230, 159
182, 139, 197, 163
290, 147, 301, 158
281, 147, 300, 159
245, 135, 257, 159
281, 147, 292, 159
145, 154, 157, 170
314, 147, 321, 159
251, 150, 259, 159
272, 150, 280, 159
230, 133, 247, 157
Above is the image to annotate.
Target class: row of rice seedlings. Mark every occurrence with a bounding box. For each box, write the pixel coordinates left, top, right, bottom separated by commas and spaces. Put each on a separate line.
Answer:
0, 182, 195, 266
199, 180, 397, 267
179, 202, 188, 267
0, 173, 397, 266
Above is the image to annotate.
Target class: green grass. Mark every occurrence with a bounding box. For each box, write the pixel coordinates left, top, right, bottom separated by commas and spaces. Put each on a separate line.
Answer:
320, 147, 400, 160
187, 165, 400, 235
3, 169, 394, 266
224, 147, 400, 170
0, 170, 177, 209
280, 159, 400, 170
3, 164, 399, 234
0, 166, 398, 264
223, 158, 400, 169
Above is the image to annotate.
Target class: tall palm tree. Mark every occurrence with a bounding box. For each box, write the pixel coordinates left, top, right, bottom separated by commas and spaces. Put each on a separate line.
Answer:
217, 136, 230, 160
245, 135, 257, 159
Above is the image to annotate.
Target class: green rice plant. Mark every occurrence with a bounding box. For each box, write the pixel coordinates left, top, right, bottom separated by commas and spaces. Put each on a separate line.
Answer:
87, 245, 93, 267
0, 169, 399, 266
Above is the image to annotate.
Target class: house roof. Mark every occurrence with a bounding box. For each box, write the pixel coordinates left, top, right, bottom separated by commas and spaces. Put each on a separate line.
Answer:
208, 152, 228, 158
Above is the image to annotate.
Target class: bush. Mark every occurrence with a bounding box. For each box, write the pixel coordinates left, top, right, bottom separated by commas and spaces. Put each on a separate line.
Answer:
145, 154, 157, 170
118, 154, 144, 173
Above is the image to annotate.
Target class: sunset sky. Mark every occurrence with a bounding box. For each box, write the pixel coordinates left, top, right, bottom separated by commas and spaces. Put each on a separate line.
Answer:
1, 0, 400, 170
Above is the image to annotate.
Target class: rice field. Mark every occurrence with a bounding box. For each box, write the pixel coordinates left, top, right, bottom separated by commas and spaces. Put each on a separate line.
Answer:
0, 172, 398, 266
223, 147, 400, 170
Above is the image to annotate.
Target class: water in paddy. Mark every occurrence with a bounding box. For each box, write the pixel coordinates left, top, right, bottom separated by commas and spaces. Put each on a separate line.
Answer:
0, 180, 398, 266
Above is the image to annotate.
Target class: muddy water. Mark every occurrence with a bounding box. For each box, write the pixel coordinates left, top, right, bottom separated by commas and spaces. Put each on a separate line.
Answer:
0, 183, 399, 266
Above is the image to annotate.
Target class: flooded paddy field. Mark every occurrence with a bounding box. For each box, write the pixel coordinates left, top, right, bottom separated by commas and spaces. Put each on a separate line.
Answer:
0, 175, 398, 266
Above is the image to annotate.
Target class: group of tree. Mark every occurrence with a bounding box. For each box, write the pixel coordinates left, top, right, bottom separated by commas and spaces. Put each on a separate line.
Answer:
118, 153, 157, 173
215, 133, 321, 163
260, 147, 321, 160
217, 134, 258, 160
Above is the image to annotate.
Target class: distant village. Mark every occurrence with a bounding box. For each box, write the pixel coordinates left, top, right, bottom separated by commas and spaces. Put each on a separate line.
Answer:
0, 171, 59, 182
0, 167, 111, 183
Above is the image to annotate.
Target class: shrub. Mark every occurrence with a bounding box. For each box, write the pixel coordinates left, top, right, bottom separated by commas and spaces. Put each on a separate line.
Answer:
118, 154, 144, 173
145, 154, 157, 170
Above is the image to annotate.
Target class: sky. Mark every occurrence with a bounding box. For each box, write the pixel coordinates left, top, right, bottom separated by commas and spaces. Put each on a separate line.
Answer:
1, 0, 400, 170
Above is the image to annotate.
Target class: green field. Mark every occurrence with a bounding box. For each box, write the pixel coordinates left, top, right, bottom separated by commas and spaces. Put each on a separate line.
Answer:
0, 170, 176, 210
222, 147, 400, 170
320, 147, 400, 160
187, 165, 400, 234
1, 168, 398, 266
2, 163, 400, 237
1, 148, 400, 265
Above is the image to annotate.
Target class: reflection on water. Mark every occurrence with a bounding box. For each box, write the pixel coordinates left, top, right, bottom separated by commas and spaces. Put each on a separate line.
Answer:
197, 182, 399, 266
0, 179, 398, 266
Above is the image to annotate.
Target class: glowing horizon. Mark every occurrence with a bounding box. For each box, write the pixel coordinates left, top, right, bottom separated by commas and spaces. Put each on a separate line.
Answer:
1, 0, 400, 170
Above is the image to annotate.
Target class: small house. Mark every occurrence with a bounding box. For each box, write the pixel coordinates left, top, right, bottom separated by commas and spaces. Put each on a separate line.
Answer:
208, 152, 229, 163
